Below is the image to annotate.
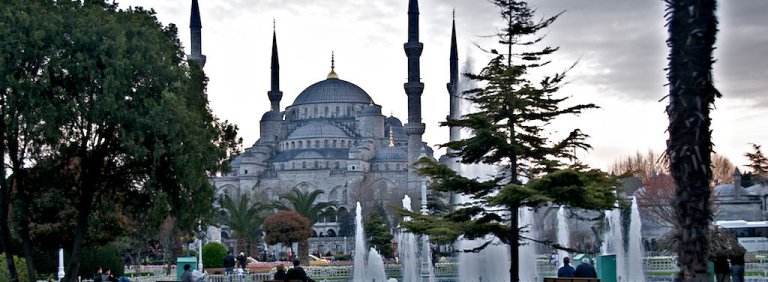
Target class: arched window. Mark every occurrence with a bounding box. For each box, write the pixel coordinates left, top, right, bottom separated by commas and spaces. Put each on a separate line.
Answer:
313, 107, 318, 117
298, 141, 303, 148
291, 142, 295, 149
335, 106, 340, 116
327, 229, 337, 237
302, 161, 306, 169
324, 106, 329, 116
341, 140, 346, 147
324, 140, 329, 148
315, 140, 320, 148
333, 140, 337, 148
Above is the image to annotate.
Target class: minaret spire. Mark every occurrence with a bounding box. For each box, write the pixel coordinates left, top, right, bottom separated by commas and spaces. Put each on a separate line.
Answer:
268, 19, 282, 111
327, 51, 339, 79
447, 9, 460, 156
188, 0, 206, 67
404, 0, 425, 194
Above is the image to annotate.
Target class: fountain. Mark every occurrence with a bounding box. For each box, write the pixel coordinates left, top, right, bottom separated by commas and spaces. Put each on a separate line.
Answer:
603, 204, 625, 281
398, 196, 419, 282
626, 197, 645, 281
519, 207, 540, 281
354, 201, 391, 281
556, 205, 571, 268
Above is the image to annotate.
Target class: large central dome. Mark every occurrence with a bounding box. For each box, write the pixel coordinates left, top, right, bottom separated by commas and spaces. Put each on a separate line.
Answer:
292, 78, 372, 106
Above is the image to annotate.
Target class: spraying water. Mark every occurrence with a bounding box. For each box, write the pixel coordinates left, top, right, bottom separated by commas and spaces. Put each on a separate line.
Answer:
602, 205, 625, 281
556, 206, 571, 268
353, 202, 368, 281
399, 196, 419, 282
367, 247, 388, 282
519, 207, 540, 281
626, 197, 645, 281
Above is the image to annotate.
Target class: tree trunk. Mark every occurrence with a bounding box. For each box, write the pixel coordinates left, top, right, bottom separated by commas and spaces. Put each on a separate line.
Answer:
298, 239, 310, 266
63, 191, 93, 282
665, 0, 718, 280
509, 205, 520, 282
0, 94, 20, 282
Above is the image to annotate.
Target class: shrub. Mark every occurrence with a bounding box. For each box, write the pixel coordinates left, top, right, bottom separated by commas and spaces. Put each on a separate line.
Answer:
79, 244, 125, 278
0, 253, 29, 282
333, 253, 351, 261
202, 242, 227, 268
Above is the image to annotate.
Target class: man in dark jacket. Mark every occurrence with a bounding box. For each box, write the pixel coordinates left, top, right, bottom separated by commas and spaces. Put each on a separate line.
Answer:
285, 259, 315, 282
557, 257, 576, 277
574, 258, 597, 278
223, 251, 236, 275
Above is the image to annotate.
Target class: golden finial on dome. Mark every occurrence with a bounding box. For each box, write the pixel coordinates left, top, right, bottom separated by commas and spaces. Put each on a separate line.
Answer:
327, 51, 338, 79
389, 126, 395, 147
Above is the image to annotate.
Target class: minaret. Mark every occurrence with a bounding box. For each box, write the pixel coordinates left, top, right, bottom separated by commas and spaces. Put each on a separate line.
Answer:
188, 0, 206, 67
268, 20, 282, 111
404, 0, 425, 193
446, 10, 460, 156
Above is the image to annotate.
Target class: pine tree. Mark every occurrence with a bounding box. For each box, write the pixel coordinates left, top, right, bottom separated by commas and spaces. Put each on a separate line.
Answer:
745, 143, 768, 182
402, 1, 618, 280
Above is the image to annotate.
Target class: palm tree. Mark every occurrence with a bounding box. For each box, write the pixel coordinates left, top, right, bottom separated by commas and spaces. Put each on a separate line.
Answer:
273, 188, 337, 263
664, 0, 719, 280
218, 194, 266, 254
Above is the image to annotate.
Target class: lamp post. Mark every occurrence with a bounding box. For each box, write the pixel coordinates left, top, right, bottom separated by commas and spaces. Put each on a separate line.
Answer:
57, 248, 65, 281
197, 220, 204, 270
420, 177, 432, 282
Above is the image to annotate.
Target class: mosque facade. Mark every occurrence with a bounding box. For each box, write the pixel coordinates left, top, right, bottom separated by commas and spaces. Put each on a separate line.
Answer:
187, 0, 460, 256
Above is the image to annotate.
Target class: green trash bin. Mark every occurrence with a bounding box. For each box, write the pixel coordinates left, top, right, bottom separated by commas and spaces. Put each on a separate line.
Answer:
176, 257, 197, 280
597, 254, 617, 282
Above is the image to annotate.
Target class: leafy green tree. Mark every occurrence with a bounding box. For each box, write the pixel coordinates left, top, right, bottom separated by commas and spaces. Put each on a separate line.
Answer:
262, 211, 312, 263
202, 242, 227, 268
78, 244, 124, 278
337, 209, 355, 237
0, 254, 28, 282
0, 2, 240, 281
665, 0, 719, 279
745, 143, 768, 183
364, 204, 394, 259
218, 194, 266, 254
401, 1, 617, 280
273, 188, 336, 263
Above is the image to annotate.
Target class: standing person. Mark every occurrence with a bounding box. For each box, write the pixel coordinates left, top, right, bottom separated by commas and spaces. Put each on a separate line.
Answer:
236, 252, 247, 270
557, 257, 575, 278
574, 258, 597, 278
93, 268, 103, 282
285, 259, 315, 282
180, 264, 193, 282
730, 250, 745, 282
550, 251, 558, 269
273, 264, 287, 280
223, 251, 236, 275
714, 255, 731, 282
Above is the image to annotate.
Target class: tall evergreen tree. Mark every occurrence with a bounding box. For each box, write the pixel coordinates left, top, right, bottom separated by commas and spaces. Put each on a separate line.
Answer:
745, 143, 768, 182
402, 1, 617, 280
664, 0, 719, 280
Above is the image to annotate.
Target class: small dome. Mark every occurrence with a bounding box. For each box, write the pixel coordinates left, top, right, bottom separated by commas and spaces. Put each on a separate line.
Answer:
287, 122, 349, 139
385, 124, 407, 141
292, 78, 372, 106
373, 146, 408, 162
261, 111, 283, 121
386, 116, 403, 127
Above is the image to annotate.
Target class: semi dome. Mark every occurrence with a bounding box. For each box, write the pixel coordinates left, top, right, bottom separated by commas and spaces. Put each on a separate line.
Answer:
292, 78, 372, 106
261, 111, 283, 121
287, 122, 350, 139
373, 146, 408, 162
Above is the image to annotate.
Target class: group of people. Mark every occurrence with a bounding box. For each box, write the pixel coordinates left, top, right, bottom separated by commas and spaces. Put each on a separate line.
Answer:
92, 267, 131, 282
179, 264, 207, 282
714, 253, 746, 282
273, 259, 315, 282
557, 257, 597, 278
223, 251, 252, 274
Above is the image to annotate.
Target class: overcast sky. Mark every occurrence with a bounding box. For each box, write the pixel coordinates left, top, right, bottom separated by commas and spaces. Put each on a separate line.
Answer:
117, 0, 767, 172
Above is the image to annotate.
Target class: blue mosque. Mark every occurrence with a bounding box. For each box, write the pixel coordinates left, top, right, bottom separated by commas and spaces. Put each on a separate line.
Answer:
186, 0, 461, 255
